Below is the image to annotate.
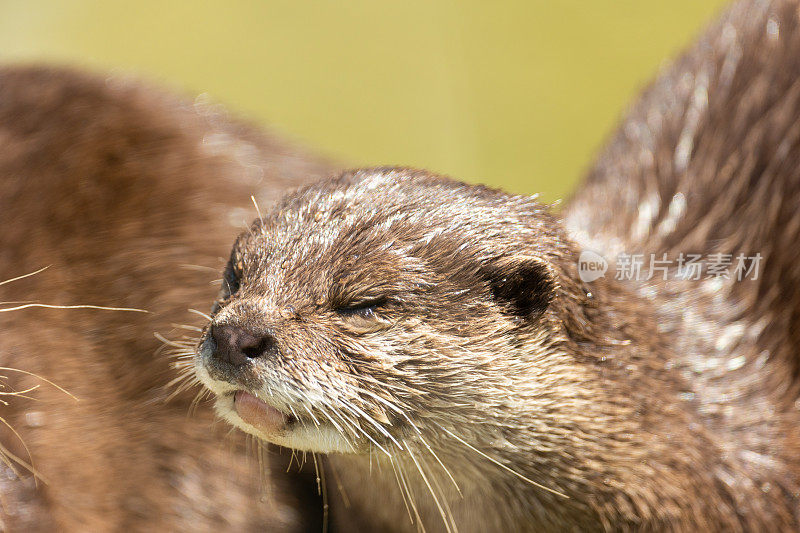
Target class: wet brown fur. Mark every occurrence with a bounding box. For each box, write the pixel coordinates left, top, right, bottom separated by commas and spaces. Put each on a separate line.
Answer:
198, 0, 800, 531
0, 66, 335, 531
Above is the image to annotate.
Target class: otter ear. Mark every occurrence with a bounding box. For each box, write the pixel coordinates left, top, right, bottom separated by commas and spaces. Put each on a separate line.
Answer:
480, 257, 556, 317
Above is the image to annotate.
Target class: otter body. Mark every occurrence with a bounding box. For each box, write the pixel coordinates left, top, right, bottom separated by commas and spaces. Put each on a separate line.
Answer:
195, 0, 800, 531
0, 66, 334, 531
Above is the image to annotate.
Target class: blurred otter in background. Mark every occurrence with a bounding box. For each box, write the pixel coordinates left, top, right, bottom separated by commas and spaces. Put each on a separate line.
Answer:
0, 66, 334, 531
193, 0, 800, 531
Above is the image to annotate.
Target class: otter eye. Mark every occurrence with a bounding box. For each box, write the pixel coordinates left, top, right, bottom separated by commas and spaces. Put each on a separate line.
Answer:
335, 298, 386, 319
222, 261, 241, 297
212, 257, 242, 315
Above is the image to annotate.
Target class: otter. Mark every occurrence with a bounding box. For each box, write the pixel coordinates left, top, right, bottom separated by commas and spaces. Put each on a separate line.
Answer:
0, 66, 335, 531
194, 0, 800, 530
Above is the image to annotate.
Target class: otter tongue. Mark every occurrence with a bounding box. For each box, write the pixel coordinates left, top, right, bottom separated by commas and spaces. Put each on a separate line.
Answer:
234, 391, 287, 434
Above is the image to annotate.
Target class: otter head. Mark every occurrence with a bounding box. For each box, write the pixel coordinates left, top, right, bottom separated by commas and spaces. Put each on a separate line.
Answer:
194, 168, 577, 458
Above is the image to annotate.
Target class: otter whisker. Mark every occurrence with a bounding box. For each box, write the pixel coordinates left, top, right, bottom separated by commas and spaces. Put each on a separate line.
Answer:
157, 329, 204, 402
165, 371, 202, 402
339, 400, 402, 450
351, 387, 410, 417
412, 433, 461, 496
286, 404, 302, 426
188, 388, 212, 417
256, 439, 273, 500
253, 434, 262, 473
187, 308, 213, 321
170, 323, 203, 332
178, 263, 220, 273
328, 408, 365, 442
287, 449, 300, 472
2, 384, 40, 397
351, 384, 457, 497
0, 414, 45, 485
391, 454, 426, 533
242, 431, 271, 497
334, 406, 392, 457
168, 357, 197, 373
244, 432, 254, 463
311, 452, 330, 533
251, 195, 265, 226
353, 373, 417, 395
316, 407, 346, 434
303, 405, 321, 426
0, 367, 78, 401
406, 445, 458, 533
3, 392, 42, 403
318, 406, 359, 450
350, 388, 461, 492
0, 303, 147, 313
0, 266, 50, 287
154, 332, 199, 350
388, 454, 417, 526
326, 457, 351, 509
168, 350, 198, 363
0, 437, 37, 480
223, 426, 239, 442
438, 425, 568, 499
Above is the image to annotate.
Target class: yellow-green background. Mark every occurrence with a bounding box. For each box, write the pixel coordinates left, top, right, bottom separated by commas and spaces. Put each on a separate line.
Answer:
0, 1, 727, 201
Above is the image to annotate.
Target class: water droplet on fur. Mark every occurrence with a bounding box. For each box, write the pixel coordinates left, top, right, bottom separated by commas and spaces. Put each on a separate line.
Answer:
24, 411, 45, 428
767, 18, 779, 41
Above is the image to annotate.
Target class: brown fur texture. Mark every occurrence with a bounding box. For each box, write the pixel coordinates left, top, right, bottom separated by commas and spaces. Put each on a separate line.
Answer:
195, 0, 800, 531
0, 66, 335, 531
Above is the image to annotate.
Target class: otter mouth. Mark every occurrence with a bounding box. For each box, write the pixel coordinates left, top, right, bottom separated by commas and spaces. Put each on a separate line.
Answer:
196, 360, 365, 453
231, 390, 299, 434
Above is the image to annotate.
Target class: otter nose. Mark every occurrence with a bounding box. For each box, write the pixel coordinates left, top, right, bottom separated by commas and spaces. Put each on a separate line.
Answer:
210, 324, 276, 367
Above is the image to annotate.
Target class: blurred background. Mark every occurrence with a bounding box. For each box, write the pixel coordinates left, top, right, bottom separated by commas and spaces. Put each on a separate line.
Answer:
0, 0, 727, 201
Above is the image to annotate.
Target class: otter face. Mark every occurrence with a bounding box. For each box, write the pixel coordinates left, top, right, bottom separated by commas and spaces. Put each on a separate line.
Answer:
194, 168, 564, 455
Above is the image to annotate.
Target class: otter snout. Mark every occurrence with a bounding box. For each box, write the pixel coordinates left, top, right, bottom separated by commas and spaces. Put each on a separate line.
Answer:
208, 324, 278, 367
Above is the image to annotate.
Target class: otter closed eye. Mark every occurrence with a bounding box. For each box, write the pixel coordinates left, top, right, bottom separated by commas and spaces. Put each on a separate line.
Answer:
335, 297, 386, 318
222, 258, 241, 297
211, 256, 242, 314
